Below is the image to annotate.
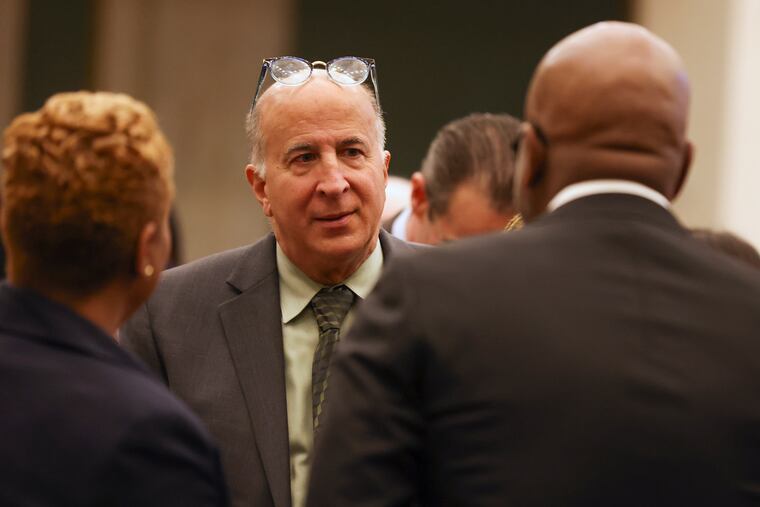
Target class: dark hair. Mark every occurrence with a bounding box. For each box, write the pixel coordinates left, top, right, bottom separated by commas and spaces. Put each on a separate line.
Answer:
1, 92, 174, 295
421, 113, 521, 219
691, 228, 760, 269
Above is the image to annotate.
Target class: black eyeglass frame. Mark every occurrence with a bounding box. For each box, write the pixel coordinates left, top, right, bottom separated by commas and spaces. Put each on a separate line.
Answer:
247, 56, 380, 116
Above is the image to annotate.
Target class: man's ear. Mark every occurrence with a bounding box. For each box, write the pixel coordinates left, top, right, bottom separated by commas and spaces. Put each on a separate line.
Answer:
245, 164, 272, 217
670, 140, 693, 201
410, 172, 429, 218
513, 122, 549, 221
382, 150, 391, 185
522, 124, 547, 188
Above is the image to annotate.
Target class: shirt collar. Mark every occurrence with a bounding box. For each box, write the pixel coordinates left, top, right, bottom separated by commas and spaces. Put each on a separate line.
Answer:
391, 206, 411, 241
276, 241, 385, 324
547, 179, 670, 213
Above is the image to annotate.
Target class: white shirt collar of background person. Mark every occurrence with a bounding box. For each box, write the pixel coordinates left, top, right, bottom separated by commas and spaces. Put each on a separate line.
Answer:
391, 206, 412, 242
547, 179, 670, 213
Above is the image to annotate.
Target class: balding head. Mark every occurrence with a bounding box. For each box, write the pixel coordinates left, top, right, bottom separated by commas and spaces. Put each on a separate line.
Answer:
246, 70, 385, 178
515, 21, 693, 220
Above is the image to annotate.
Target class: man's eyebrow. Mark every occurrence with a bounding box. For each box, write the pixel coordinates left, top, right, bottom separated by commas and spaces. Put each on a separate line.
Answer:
337, 137, 369, 149
283, 143, 315, 159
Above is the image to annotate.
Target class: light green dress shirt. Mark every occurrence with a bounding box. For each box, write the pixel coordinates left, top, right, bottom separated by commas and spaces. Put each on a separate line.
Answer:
276, 242, 384, 507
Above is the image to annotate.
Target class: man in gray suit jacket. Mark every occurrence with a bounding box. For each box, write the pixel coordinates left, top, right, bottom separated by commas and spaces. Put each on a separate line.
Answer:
121, 57, 413, 507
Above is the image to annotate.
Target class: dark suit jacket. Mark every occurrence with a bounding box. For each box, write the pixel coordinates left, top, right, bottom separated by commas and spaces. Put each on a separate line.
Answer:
121, 230, 415, 507
0, 239, 6, 279
307, 194, 760, 507
0, 283, 228, 506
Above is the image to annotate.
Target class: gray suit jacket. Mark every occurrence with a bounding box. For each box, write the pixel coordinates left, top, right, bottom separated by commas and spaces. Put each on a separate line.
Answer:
120, 230, 415, 507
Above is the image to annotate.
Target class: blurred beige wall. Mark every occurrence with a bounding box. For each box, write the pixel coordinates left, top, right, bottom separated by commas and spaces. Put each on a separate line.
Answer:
4, 1, 758, 255
634, 0, 760, 248
93, 0, 292, 261
0, 0, 26, 130
717, 0, 760, 249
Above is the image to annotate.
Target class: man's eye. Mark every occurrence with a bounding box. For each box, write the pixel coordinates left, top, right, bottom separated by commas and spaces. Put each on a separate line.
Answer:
343, 148, 363, 158
293, 153, 317, 164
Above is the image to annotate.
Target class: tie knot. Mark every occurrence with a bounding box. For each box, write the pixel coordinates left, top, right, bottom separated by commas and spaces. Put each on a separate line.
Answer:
310, 285, 355, 333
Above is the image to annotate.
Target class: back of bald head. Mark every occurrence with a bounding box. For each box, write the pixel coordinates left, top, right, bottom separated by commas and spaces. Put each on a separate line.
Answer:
525, 21, 692, 197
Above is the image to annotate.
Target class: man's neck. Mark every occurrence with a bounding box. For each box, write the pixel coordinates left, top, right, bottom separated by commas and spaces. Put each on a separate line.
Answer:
405, 213, 438, 245
287, 242, 378, 286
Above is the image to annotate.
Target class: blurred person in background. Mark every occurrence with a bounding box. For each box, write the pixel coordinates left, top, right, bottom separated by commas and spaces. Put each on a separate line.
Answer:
384, 113, 521, 244
0, 91, 228, 506
381, 175, 411, 224
692, 228, 760, 269
121, 57, 416, 507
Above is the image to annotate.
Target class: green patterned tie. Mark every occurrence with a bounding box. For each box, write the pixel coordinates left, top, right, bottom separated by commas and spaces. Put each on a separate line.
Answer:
310, 285, 355, 432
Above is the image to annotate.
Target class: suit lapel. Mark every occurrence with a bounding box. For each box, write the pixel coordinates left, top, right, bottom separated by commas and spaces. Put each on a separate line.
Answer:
215, 231, 413, 507
218, 235, 291, 507
378, 228, 418, 256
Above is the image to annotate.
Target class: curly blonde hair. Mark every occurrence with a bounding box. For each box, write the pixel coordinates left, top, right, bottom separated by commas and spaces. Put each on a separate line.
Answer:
1, 91, 174, 294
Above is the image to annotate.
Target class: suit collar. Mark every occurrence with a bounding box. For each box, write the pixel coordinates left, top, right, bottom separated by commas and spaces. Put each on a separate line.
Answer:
389, 206, 411, 240
0, 282, 149, 374
225, 233, 279, 293
277, 240, 384, 324
226, 230, 413, 295
378, 227, 416, 256
537, 193, 684, 233
548, 180, 670, 212
225, 230, 410, 293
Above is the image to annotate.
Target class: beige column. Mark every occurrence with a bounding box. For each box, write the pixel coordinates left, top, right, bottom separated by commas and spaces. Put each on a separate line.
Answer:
633, 0, 730, 229
0, 0, 27, 128
634, 0, 760, 249
717, 0, 760, 247
93, 0, 294, 261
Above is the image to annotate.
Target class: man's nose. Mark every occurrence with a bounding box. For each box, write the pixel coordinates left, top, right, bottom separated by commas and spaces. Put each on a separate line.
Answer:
315, 155, 350, 196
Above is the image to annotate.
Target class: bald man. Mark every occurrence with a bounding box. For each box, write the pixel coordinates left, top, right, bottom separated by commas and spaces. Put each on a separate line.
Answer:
121, 59, 415, 507
307, 23, 760, 506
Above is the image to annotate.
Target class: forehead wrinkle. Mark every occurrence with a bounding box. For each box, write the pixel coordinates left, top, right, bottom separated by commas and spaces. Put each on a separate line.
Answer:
266, 108, 377, 154
284, 142, 316, 157
337, 136, 369, 148
256, 71, 382, 171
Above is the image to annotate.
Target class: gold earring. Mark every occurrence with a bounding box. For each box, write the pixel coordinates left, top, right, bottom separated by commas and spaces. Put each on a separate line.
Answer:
504, 213, 524, 232
143, 265, 155, 277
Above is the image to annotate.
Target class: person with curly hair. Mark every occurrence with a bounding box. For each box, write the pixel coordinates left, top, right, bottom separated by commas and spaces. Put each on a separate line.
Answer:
0, 91, 228, 506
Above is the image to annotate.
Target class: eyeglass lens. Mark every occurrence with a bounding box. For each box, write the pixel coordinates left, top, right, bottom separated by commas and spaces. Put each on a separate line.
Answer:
328, 57, 370, 85
270, 58, 312, 85
269, 57, 370, 87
